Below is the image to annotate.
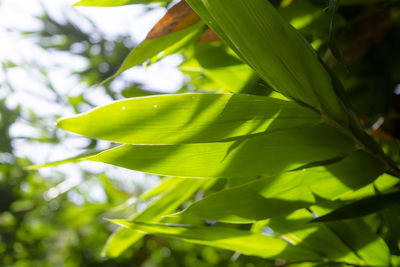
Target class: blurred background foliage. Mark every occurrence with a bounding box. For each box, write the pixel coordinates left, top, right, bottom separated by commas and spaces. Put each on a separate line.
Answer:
1, 0, 400, 266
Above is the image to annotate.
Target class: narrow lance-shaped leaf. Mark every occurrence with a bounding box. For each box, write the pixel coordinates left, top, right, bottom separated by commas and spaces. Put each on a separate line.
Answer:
311, 205, 391, 266
339, 173, 399, 200
57, 94, 321, 145
102, 22, 203, 84
268, 209, 364, 265
312, 191, 400, 222
186, 0, 348, 125
174, 150, 385, 223
109, 220, 322, 261
86, 124, 356, 179
174, 185, 315, 223
193, 43, 258, 93
26, 150, 102, 170
140, 177, 182, 200
102, 178, 210, 258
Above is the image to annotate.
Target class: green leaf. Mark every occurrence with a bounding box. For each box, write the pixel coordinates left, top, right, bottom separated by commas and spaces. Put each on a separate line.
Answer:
87, 124, 356, 178
73, 0, 166, 7
338, 173, 399, 200
108, 220, 322, 261
312, 191, 400, 222
57, 93, 320, 145
102, 23, 203, 83
312, 205, 391, 266
140, 177, 182, 200
186, 0, 348, 124
26, 150, 101, 170
193, 43, 258, 93
175, 185, 314, 223
174, 151, 384, 223
301, 150, 385, 200
102, 178, 209, 257
268, 209, 364, 265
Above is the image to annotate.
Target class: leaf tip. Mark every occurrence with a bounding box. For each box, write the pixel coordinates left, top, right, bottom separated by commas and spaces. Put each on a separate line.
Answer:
107, 219, 132, 228
24, 165, 39, 171
72, 1, 83, 7
56, 116, 78, 132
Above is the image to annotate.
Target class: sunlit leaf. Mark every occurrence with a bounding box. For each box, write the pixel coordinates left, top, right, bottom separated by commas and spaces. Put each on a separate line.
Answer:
312, 205, 391, 266
186, 0, 349, 124
268, 209, 364, 265
87, 124, 356, 179
193, 44, 258, 93
109, 220, 322, 261
140, 177, 181, 200
57, 94, 320, 145
102, 22, 204, 83
26, 150, 102, 170
339, 173, 399, 200
174, 150, 384, 223
102, 178, 210, 257
174, 185, 314, 223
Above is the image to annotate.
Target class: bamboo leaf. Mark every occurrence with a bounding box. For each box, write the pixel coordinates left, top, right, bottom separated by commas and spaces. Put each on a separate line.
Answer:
102, 178, 209, 257
26, 150, 102, 170
140, 177, 182, 200
193, 43, 258, 93
86, 124, 356, 179
186, 0, 348, 124
328, 0, 343, 62
268, 209, 364, 265
312, 205, 391, 266
312, 191, 400, 222
108, 220, 322, 261
102, 23, 203, 83
174, 185, 315, 223
173, 151, 384, 223
57, 94, 320, 145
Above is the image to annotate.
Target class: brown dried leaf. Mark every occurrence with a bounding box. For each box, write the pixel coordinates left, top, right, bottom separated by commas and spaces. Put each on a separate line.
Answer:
197, 27, 222, 43
145, 1, 201, 40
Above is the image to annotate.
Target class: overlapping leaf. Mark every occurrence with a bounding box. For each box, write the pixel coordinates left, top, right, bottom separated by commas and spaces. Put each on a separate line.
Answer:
145, 1, 201, 40
109, 220, 322, 261
186, 0, 349, 124
103, 23, 203, 83
57, 1, 400, 264
173, 151, 384, 223
312, 204, 391, 265
57, 94, 320, 145
313, 191, 400, 222
102, 178, 211, 257
268, 209, 364, 265
86, 124, 356, 179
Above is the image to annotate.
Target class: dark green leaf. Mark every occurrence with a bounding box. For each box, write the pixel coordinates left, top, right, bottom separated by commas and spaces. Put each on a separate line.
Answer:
312, 191, 400, 222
